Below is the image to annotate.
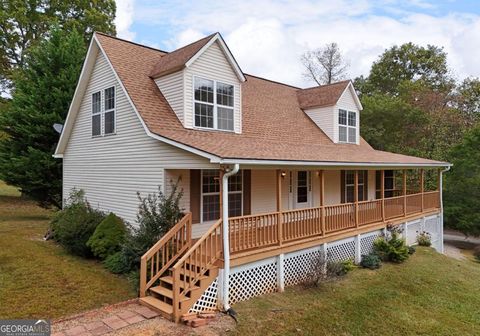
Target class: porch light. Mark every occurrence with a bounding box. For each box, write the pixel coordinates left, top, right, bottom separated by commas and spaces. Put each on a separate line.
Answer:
281, 171, 287, 178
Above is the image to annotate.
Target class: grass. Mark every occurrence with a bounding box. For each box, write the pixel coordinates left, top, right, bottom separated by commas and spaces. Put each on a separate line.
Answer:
0, 189, 136, 319
232, 248, 480, 336
0, 180, 21, 197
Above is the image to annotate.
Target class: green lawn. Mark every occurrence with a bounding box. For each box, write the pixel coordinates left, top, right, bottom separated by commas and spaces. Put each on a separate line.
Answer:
0, 188, 136, 319
232, 248, 480, 336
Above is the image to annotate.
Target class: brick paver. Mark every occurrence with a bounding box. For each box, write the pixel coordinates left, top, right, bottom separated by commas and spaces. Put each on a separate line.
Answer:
65, 325, 90, 336
53, 303, 166, 336
102, 315, 129, 330
133, 306, 160, 319
84, 321, 112, 336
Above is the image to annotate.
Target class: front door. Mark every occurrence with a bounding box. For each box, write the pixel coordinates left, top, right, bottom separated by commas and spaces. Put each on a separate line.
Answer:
294, 170, 311, 209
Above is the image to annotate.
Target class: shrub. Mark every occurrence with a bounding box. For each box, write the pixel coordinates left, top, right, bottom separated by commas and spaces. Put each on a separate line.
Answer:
50, 189, 105, 257
133, 183, 184, 253
416, 231, 432, 247
303, 253, 355, 287
327, 259, 355, 277
104, 251, 131, 274
360, 253, 382, 269
106, 182, 184, 274
373, 230, 410, 263
408, 246, 416, 255
87, 213, 127, 259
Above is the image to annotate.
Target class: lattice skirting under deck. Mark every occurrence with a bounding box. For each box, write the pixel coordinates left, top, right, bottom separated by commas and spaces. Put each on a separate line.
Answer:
190, 213, 442, 313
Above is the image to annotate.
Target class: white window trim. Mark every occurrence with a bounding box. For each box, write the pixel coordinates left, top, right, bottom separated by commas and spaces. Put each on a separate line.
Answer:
91, 86, 116, 137
200, 169, 243, 223
104, 86, 116, 135
193, 75, 235, 132
91, 90, 102, 138
338, 109, 357, 144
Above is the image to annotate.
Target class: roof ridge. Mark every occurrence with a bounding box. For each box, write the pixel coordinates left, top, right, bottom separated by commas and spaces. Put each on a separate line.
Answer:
244, 73, 301, 90
94, 31, 169, 54
301, 80, 351, 91
167, 32, 217, 54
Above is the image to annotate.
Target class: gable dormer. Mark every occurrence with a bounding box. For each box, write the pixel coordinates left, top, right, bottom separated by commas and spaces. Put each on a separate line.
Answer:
298, 81, 362, 145
151, 33, 245, 134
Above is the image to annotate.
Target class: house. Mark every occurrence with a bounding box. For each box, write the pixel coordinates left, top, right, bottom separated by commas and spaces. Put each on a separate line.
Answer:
54, 32, 450, 322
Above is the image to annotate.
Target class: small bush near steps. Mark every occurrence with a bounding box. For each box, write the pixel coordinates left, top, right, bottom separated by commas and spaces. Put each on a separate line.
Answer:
87, 213, 127, 259
360, 253, 382, 269
416, 231, 432, 247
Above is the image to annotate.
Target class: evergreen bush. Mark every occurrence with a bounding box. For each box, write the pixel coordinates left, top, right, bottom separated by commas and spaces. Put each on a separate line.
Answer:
87, 213, 126, 259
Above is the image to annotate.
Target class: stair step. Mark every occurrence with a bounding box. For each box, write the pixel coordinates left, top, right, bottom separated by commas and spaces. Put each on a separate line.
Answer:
159, 276, 202, 291
139, 296, 172, 315
150, 286, 173, 298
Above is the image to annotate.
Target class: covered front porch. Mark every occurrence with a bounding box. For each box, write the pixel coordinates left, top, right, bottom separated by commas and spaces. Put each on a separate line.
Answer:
165, 167, 442, 249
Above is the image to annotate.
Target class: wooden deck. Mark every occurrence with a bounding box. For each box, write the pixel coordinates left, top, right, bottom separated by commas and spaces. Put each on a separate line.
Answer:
228, 190, 440, 256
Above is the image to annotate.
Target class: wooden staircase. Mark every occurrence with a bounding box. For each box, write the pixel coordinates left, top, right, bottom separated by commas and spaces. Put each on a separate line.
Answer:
139, 213, 223, 322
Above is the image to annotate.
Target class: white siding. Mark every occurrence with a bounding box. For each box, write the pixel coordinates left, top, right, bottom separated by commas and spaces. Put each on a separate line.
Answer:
184, 41, 242, 133
304, 106, 335, 142
63, 51, 215, 225
334, 86, 360, 144
164, 169, 190, 212
155, 71, 184, 124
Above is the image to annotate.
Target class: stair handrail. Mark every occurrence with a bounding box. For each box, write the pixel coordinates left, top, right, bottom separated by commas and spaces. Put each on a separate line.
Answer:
139, 212, 192, 297
171, 218, 223, 318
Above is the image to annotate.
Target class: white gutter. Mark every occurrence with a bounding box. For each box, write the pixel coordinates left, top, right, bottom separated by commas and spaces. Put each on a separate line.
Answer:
439, 166, 451, 254
216, 158, 451, 169
221, 163, 239, 312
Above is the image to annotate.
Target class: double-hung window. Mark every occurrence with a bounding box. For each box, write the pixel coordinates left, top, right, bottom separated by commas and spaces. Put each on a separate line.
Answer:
339, 109, 356, 143
194, 77, 234, 131
91, 86, 115, 136
344, 170, 367, 203
92, 92, 102, 136
201, 170, 242, 222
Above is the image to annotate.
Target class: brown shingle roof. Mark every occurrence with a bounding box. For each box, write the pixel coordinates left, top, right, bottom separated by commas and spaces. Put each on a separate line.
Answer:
297, 80, 351, 109
94, 33, 447, 166
149, 33, 216, 78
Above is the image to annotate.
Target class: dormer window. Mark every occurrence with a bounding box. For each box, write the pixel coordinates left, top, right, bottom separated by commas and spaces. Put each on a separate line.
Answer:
339, 109, 356, 143
194, 77, 234, 131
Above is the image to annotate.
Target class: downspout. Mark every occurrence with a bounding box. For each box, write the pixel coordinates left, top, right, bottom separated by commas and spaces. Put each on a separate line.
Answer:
221, 163, 239, 313
439, 166, 451, 254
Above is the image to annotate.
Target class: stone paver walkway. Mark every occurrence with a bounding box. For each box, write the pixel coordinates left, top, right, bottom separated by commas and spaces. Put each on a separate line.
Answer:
52, 301, 159, 336
52, 299, 235, 336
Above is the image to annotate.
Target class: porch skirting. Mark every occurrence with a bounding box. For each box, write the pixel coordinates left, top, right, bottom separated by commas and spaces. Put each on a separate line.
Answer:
188, 213, 443, 313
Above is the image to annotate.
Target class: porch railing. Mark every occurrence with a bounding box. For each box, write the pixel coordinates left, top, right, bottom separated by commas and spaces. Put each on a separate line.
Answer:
228, 191, 440, 255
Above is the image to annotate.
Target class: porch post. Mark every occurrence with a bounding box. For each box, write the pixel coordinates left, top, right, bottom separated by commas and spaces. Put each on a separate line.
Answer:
420, 169, 425, 212
276, 170, 283, 246
381, 170, 385, 222
354, 170, 359, 227
319, 170, 325, 236
403, 169, 407, 217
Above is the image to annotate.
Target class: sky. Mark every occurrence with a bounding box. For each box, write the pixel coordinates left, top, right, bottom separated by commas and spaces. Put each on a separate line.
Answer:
114, 0, 480, 88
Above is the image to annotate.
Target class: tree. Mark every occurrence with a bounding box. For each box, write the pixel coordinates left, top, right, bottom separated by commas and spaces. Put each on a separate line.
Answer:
444, 125, 480, 236
0, 27, 86, 207
364, 43, 453, 96
358, 43, 468, 163
0, 0, 116, 93
301, 42, 349, 85
457, 77, 480, 125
